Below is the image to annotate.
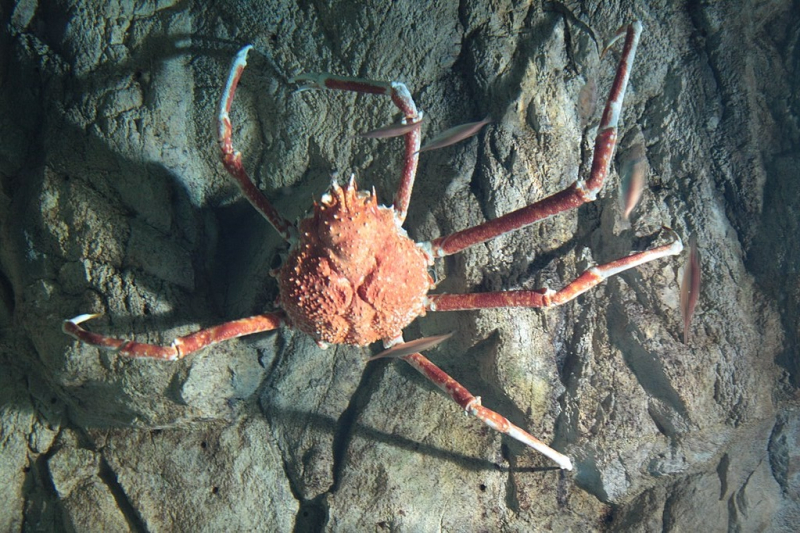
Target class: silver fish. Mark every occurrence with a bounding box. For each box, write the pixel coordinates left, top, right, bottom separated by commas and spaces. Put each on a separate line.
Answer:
618, 143, 647, 220
680, 236, 700, 344
358, 116, 426, 139
417, 117, 492, 153
369, 332, 453, 361
578, 77, 597, 128
601, 24, 629, 58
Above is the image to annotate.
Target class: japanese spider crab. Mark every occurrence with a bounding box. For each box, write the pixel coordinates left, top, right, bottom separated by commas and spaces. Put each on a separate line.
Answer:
63, 22, 682, 471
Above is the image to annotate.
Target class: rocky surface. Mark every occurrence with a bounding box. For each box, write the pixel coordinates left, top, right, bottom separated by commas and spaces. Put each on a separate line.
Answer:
1, 0, 798, 531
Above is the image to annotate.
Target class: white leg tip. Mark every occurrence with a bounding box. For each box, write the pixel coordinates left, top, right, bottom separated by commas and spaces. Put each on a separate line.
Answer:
236, 45, 253, 63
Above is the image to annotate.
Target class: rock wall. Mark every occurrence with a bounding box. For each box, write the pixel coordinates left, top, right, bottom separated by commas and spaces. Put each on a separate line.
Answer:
1, 0, 797, 531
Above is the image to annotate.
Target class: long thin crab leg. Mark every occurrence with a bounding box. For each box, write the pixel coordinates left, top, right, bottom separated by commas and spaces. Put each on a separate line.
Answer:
291, 72, 422, 223
398, 349, 572, 470
218, 46, 296, 242
63, 312, 284, 361
425, 22, 642, 258
427, 229, 682, 312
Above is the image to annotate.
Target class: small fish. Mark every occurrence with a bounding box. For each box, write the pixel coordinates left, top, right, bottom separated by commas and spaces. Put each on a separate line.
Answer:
368, 332, 453, 361
618, 143, 648, 220
358, 116, 427, 139
417, 117, 492, 153
577, 77, 597, 128
680, 236, 701, 344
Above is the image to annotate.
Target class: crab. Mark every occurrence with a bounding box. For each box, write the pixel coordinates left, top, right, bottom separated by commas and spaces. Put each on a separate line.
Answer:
63, 22, 682, 471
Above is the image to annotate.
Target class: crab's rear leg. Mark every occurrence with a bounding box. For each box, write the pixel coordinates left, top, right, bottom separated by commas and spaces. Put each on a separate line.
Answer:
427, 229, 682, 312
218, 46, 296, 242
397, 347, 572, 470
63, 312, 284, 361
427, 22, 642, 258
291, 73, 422, 223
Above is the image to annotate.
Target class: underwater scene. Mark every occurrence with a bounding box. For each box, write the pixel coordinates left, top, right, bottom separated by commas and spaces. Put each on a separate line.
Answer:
1, 1, 798, 531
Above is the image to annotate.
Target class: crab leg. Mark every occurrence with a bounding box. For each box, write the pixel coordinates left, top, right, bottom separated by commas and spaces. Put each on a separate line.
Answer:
399, 350, 572, 470
218, 46, 296, 242
427, 228, 682, 312
291, 72, 422, 223
63, 312, 284, 361
426, 22, 642, 258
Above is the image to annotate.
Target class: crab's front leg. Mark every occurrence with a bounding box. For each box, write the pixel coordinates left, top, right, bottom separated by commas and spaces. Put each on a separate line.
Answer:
427, 22, 643, 257
218, 46, 296, 242
291, 73, 422, 223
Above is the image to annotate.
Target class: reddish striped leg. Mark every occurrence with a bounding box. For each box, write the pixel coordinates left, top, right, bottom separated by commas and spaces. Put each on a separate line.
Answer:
428, 229, 683, 312
423, 23, 684, 311
218, 46, 296, 242
425, 22, 643, 258
62, 312, 284, 360
290, 73, 422, 223
397, 346, 572, 470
